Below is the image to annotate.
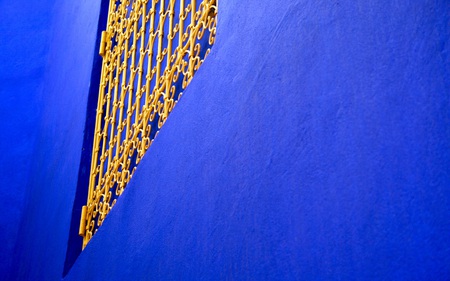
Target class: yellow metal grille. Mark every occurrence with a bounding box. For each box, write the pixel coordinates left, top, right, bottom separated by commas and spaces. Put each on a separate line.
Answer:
79, 0, 217, 248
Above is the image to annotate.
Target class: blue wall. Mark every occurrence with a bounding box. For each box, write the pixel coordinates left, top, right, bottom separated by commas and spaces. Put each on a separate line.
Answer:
0, 0, 55, 277
7, 0, 103, 280
4, 0, 450, 280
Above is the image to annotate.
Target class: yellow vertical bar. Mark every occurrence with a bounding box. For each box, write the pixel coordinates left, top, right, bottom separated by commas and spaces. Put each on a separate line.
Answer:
125, 4, 138, 153
188, 0, 196, 82
152, 0, 165, 129
135, 1, 146, 121
167, 0, 175, 66
141, 0, 156, 147
156, 0, 165, 83
79, 206, 87, 236
179, 0, 185, 46
134, 0, 147, 161
83, 0, 117, 247
144, 0, 156, 110
163, 0, 176, 119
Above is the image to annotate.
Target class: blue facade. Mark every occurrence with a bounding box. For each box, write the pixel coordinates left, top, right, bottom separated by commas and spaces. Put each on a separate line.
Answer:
0, 0, 55, 276
1, 1, 449, 280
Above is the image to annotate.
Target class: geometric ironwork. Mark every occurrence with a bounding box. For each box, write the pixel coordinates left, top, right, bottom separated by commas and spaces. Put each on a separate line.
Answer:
79, 0, 217, 249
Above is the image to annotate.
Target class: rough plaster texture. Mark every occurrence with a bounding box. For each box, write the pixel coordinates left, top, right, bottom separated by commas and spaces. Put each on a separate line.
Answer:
0, 0, 55, 277
3, 0, 450, 280
7, 0, 103, 280
67, 1, 450, 280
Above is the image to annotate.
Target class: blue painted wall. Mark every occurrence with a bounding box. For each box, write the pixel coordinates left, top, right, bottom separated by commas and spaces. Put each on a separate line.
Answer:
7, 0, 104, 280
4, 0, 450, 280
0, 0, 55, 277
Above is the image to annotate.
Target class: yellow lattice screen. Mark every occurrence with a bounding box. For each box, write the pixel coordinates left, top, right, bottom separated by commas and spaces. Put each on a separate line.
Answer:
79, 0, 217, 248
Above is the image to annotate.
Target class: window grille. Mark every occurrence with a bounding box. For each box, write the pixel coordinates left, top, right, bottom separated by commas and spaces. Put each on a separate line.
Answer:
78, 0, 217, 249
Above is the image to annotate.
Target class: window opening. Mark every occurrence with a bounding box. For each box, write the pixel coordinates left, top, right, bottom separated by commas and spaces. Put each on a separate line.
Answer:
78, 0, 217, 249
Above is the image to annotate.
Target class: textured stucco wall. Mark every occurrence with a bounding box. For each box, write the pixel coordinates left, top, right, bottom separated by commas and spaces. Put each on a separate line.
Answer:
4, 0, 450, 280
7, 0, 103, 280
0, 0, 55, 277
66, 1, 450, 280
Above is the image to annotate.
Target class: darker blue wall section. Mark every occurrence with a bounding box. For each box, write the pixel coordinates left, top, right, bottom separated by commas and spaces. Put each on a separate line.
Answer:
7, 0, 103, 280
0, 0, 55, 277
4, 0, 449, 280
63, 0, 110, 275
